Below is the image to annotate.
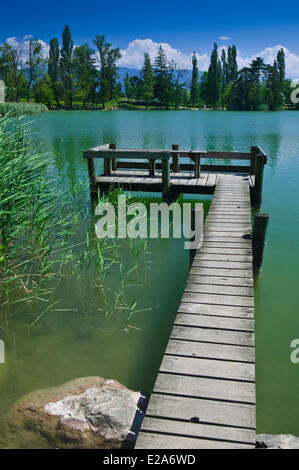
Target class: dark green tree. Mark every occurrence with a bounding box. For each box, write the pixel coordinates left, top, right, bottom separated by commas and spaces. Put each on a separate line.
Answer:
141, 52, 154, 106
190, 52, 200, 107
277, 48, 286, 83
154, 45, 170, 107
207, 43, 221, 107
48, 38, 63, 106
124, 72, 133, 98
0, 42, 25, 101
25, 38, 43, 102
93, 35, 121, 107
60, 25, 74, 109
73, 44, 97, 108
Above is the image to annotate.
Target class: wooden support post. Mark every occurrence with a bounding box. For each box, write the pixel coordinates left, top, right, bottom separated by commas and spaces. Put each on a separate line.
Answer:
162, 156, 171, 202
250, 146, 256, 175
104, 143, 116, 175
87, 157, 97, 202
251, 147, 266, 208
172, 144, 179, 173
194, 153, 201, 178
149, 159, 155, 177
189, 207, 196, 268
252, 213, 269, 273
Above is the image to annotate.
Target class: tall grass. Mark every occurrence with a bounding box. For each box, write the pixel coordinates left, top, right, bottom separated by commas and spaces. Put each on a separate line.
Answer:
0, 115, 151, 333
0, 102, 48, 116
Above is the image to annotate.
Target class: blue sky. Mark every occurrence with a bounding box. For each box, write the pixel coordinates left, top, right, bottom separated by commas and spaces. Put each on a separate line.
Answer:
1, 0, 299, 76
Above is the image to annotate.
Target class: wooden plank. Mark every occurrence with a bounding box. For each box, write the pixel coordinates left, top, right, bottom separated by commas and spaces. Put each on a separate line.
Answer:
178, 302, 253, 318
154, 375, 255, 405
166, 338, 255, 362
185, 282, 253, 297
199, 247, 252, 255
171, 325, 254, 346
182, 291, 254, 307
141, 417, 255, 445
160, 356, 255, 381
188, 274, 253, 287
174, 313, 254, 331
136, 432, 254, 449
192, 260, 253, 269
146, 394, 255, 425
195, 253, 252, 262
189, 266, 253, 277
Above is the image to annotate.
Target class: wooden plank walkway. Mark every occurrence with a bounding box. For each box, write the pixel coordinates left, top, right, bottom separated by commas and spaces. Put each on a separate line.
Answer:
96, 170, 255, 196
135, 175, 256, 449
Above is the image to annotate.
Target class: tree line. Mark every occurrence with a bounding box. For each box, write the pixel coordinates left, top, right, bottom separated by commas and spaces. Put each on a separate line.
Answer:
0, 26, 295, 111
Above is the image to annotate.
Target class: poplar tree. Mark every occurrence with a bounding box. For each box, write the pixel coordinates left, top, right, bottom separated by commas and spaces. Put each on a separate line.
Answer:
48, 38, 62, 106
60, 25, 73, 109
276, 48, 286, 83
190, 51, 200, 106
207, 43, 221, 107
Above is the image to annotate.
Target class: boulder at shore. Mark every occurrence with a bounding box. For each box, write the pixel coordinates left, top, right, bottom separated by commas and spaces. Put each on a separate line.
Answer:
0, 376, 145, 449
256, 434, 299, 449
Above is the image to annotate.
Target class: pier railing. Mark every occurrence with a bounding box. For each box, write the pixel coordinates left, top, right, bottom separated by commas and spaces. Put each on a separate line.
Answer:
83, 143, 267, 206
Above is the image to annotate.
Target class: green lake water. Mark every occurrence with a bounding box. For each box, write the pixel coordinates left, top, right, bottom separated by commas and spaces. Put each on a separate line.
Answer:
1, 110, 299, 446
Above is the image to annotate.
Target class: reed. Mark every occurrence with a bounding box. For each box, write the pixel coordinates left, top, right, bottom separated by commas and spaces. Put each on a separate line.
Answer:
0, 116, 151, 332
0, 102, 48, 116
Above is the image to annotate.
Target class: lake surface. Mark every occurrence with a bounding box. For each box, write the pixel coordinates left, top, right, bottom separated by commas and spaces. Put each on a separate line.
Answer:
1, 110, 299, 446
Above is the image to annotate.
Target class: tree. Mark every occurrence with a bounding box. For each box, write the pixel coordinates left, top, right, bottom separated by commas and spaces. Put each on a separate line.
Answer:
73, 44, 97, 108
0, 42, 25, 101
154, 45, 170, 107
93, 35, 121, 107
130, 75, 143, 103
207, 43, 221, 107
124, 72, 133, 98
60, 25, 74, 109
277, 48, 286, 83
190, 52, 200, 107
265, 61, 284, 110
227, 45, 238, 83
141, 53, 154, 106
48, 38, 62, 106
24, 38, 43, 102
33, 73, 54, 107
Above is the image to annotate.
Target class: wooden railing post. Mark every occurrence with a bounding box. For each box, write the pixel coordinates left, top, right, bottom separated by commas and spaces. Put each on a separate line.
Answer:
162, 155, 171, 202
250, 146, 257, 175
194, 153, 201, 179
104, 143, 116, 175
251, 146, 266, 209
87, 157, 97, 202
252, 213, 269, 273
172, 144, 179, 173
149, 159, 155, 177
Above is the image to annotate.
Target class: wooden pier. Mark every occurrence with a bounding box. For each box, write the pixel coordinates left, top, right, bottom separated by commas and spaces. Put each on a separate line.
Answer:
83, 143, 269, 449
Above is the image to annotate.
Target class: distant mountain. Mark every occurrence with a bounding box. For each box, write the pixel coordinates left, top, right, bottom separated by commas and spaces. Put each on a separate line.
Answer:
117, 67, 203, 89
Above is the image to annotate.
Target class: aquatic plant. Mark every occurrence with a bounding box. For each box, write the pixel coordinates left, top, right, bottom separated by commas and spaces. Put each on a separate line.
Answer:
0, 115, 151, 333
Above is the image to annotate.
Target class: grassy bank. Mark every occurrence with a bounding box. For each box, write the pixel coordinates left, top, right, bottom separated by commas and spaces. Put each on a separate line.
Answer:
0, 102, 48, 116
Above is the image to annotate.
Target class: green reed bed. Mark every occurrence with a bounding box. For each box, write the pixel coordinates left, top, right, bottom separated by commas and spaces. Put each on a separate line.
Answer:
0, 102, 48, 116
0, 115, 150, 334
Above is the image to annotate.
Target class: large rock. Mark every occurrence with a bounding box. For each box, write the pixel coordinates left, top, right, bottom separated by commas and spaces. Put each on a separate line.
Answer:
256, 434, 299, 449
0, 377, 146, 449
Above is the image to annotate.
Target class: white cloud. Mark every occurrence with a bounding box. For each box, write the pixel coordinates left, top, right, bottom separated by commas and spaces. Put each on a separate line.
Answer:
118, 38, 209, 71
219, 36, 230, 41
2, 36, 49, 61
